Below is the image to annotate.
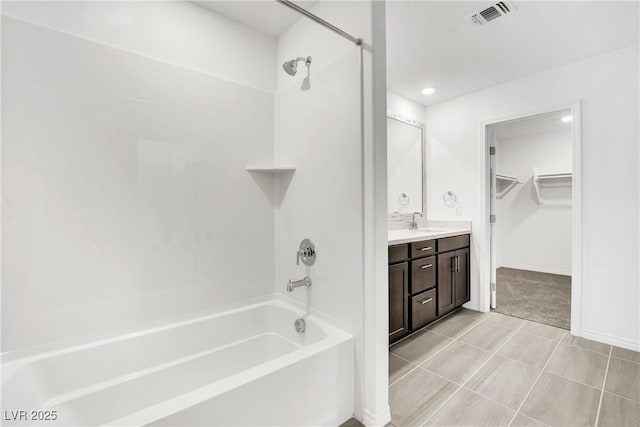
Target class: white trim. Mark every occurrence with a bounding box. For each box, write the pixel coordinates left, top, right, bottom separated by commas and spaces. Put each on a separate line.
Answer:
362, 407, 392, 427
569, 102, 583, 337
479, 101, 583, 332
461, 301, 480, 311
581, 328, 640, 352
571, 101, 583, 336
363, 2, 391, 427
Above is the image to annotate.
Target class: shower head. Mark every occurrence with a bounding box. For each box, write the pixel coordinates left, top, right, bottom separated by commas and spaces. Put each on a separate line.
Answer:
283, 56, 312, 76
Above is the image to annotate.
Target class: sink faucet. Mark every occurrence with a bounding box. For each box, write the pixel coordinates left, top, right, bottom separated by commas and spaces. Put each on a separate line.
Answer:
409, 212, 421, 230
287, 276, 312, 292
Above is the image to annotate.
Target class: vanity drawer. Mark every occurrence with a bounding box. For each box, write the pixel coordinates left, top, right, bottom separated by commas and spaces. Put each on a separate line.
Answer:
411, 289, 437, 330
410, 240, 435, 258
389, 244, 409, 264
438, 234, 470, 253
411, 256, 436, 294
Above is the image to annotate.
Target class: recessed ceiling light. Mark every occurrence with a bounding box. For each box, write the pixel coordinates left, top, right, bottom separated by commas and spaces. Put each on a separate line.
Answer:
421, 87, 436, 95
561, 116, 573, 123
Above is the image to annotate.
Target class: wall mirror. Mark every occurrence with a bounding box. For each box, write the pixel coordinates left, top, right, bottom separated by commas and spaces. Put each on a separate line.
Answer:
387, 113, 425, 217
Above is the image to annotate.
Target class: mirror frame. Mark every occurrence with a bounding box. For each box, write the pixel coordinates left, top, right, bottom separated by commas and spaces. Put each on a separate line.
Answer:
387, 112, 427, 220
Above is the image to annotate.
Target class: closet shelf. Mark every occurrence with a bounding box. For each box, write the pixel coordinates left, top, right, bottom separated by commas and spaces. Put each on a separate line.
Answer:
496, 173, 522, 199
246, 166, 296, 173
535, 172, 573, 181
533, 167, 572, 205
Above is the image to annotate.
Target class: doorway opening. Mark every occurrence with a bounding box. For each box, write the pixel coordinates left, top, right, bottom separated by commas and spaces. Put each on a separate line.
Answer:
486, 106, 581, 331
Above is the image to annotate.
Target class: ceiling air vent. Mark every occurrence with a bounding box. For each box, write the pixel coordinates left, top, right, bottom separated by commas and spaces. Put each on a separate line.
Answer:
467, 1, 516, 26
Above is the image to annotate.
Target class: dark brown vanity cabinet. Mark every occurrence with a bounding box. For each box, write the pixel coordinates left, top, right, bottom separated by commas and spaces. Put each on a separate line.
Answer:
437, 248, 470, 315
389, 234, 470, 344
388, 262, 409, 342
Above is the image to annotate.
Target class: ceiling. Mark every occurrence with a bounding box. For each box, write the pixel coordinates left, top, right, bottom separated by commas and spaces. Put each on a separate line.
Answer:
193, 1, 317, 38
493, 109, 572, 140
386, 1, 639, 106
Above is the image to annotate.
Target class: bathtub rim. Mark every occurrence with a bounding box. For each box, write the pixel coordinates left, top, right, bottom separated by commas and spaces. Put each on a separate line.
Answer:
1, 296, 351, 369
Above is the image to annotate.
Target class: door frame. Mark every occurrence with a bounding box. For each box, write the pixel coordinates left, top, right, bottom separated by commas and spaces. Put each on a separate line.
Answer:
478, 101, 583, 337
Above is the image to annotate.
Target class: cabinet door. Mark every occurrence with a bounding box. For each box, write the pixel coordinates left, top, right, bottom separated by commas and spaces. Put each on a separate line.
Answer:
437, 251, 456, 316
455, 248, 470, 307
389, 262, 409, 342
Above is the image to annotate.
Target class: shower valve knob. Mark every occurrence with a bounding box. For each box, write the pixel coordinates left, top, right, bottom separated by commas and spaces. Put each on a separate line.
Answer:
296, 239, 316, 266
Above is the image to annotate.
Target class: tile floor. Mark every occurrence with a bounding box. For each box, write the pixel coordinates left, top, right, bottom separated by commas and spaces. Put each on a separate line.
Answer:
386, 309, 640, 427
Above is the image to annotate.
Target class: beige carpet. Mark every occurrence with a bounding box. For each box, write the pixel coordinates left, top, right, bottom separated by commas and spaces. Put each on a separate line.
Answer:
493, 267, 571, 330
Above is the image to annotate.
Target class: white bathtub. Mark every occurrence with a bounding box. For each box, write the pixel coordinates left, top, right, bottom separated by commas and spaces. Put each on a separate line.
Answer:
1, 299, 354, 426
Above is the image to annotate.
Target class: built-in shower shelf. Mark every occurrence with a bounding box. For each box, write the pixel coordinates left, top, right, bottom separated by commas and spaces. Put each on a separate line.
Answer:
496, 173, 521, 199
246, 166, 296, 173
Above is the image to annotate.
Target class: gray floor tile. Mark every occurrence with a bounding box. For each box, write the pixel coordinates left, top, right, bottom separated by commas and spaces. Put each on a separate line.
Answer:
510, 413, 546, 427
484, 312, 527, 330
426, 309, 488, 338
390, 330, 453, 365
465, 355, 540, 409
389, 368, 458, 427
389, 353, 415, 384
612, 346, 640, 364
458, 321, 514, 352
545, 344, 608, 388
605, 357, 640, 402
520, 372, 600, 426
521, 321, 566, 341
562, 334, 611, 355
425, 388, 515, 427
498, 331, 557, 369
421, 341, 492, 384
598, 392, 640, 427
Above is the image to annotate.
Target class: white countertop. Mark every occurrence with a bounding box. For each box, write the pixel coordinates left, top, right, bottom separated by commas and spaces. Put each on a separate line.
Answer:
388, 228, 471, 245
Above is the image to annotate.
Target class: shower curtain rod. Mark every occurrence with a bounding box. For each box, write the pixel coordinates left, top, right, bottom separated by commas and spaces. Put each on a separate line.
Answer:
276, 0, 363, 46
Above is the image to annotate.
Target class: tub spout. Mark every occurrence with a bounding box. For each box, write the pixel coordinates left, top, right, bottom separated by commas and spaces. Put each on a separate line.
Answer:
287, 276, 312, 292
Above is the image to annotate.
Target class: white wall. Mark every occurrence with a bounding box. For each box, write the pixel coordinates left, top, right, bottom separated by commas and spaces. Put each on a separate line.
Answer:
1, 1, 277, 92
276, 2, 390, 424
387, 91, 425, 123
496, 128, 573, 275
2, 2, 278, 351
424, 45, 639, 350
276, 2, 365, 420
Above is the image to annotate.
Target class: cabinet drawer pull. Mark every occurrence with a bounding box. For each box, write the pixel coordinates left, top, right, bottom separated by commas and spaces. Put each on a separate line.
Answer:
420, 247, 433, 251
421, 264, 433, 269
420, 298, 433, 304
390, 327, 404, 335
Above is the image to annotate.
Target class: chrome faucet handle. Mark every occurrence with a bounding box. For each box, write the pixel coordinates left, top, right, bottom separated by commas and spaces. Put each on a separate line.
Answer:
296, 239, 316, 266
410, 212, 421, 230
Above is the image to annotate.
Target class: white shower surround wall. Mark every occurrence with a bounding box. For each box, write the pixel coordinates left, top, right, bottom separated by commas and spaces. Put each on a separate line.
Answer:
1, 2, 278, 351
1, 299, 353, 426
1, 1, 373, 425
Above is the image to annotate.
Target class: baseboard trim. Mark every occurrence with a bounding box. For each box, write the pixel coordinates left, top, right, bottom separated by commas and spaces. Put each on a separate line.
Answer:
580, 328, 640, 352
498, 263, 571, 276
362, 406, 391, 427
462, 301, 481, 312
